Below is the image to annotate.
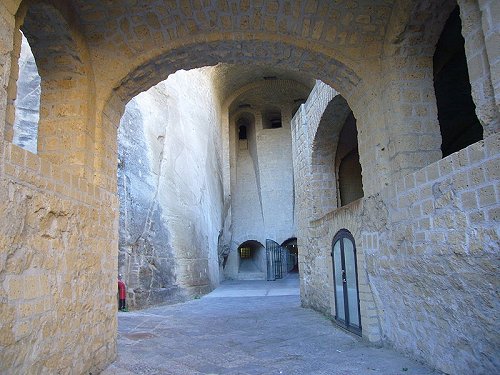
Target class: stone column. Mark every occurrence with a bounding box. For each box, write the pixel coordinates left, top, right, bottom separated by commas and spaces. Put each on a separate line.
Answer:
459, 0, 500, 136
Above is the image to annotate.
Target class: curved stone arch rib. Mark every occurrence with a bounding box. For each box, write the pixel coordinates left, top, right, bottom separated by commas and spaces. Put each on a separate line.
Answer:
109, 40, 361, 116
224, 79, 312, 111
310, 93, 353, 218
311, 95, 352, 155
303, 82, 339, 143
96, 39, 362, 188
281, 237, 297, 247
383, 0, 457, 58
237, 239, 265, 249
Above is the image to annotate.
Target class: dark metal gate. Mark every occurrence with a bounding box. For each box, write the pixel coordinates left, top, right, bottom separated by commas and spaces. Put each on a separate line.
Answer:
266, 239, 288, 281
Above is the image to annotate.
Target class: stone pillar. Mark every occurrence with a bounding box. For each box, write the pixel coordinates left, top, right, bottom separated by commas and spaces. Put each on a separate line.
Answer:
376, 58, 442, 186
3, 9, 18, 147
458, 0, 500, 136
94, 97, 120, 193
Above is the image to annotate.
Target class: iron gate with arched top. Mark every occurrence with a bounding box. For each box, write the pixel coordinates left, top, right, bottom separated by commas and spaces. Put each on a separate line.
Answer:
266, 239, 288, 281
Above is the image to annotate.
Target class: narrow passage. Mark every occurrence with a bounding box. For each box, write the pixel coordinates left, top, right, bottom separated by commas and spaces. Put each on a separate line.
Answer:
103, 275, 441, 375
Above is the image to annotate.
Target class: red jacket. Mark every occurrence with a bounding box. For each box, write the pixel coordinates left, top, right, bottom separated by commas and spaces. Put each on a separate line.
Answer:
118, 279, 126, 299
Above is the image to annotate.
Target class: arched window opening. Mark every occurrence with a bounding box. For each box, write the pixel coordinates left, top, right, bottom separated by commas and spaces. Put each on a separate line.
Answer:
281, 238, 299, 273
263, 108, 282, 129
236, 115, 252, 150
310, 93, 352, 216
339, 149, 363, 206
433, 6, 482, 158
335, 112, 363, 206
238, 125, 247, 140
13, 32, 40, 154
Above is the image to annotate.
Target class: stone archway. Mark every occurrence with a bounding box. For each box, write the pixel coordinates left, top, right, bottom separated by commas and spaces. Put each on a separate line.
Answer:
0, 1, 497, 374
95, 39, 363, 189
310, 93, 353, 218
235, 240, 266, 280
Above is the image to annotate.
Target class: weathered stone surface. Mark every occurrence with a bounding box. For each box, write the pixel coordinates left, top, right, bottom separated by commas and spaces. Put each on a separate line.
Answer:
292, 80, 500, 373
0, 173, 117, 374
0, 1, 498, 374
118, 69, 224, 308
118, 97, 182, 308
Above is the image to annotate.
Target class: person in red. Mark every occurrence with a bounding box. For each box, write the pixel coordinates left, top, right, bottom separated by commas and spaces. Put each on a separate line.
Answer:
118, 274, 127, 311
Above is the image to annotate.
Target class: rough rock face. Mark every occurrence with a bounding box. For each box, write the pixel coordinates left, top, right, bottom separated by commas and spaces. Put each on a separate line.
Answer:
12, 34, 40, 153
117, 69, 224, 309
118, 97, 182, 308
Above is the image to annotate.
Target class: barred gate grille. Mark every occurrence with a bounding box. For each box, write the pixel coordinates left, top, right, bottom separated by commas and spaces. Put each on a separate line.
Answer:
266, 239, 288, 281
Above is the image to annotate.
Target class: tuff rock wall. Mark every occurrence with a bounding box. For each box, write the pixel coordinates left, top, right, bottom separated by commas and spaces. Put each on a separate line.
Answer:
118, 68, 224, 309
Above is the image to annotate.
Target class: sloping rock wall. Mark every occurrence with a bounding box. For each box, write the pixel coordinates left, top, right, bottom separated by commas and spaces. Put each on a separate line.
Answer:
118, 68, 224, 309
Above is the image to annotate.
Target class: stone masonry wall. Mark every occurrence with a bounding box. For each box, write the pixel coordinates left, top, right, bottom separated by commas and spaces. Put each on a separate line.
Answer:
305, 200, 383, 344
363, 134, 499, 374
293, 78, 500, 373
0, 143, 118, 374
291, 82, 382, 343
0, 3, 117, 373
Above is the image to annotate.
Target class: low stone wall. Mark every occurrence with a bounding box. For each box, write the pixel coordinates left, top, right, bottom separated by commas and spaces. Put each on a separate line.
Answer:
0, 143, 117, 374
364, 134, 499, 374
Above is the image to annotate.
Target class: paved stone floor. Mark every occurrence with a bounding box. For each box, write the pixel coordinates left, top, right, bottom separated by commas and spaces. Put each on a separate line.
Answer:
102, 275, 441, 375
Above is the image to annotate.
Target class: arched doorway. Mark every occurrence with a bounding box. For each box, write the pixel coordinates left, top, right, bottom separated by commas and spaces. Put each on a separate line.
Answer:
237, 240, 266, 280
331, 229, 361, 335
281, 237, 298, 273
